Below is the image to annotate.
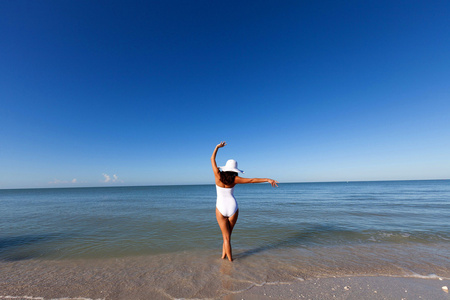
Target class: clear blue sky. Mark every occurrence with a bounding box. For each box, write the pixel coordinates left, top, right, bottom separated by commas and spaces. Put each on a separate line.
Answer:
1, 0, 449, 189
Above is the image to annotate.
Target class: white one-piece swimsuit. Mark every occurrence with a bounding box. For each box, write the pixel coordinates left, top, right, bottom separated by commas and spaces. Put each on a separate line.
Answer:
216, 185, 238, 217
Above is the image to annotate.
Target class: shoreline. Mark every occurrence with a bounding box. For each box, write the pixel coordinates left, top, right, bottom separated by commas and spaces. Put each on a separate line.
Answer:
1, 254, 449, 300
1, 274, 448, 300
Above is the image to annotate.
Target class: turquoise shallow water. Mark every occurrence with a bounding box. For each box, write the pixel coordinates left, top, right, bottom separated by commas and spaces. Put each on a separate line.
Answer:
1, 180, 449, 261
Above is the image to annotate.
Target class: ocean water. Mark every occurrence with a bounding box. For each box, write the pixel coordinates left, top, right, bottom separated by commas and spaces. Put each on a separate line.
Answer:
1, 180, 449, 298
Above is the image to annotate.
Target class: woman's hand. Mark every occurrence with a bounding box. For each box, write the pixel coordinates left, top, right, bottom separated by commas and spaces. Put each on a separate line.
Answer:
216, 141, 226, 148
268, 179, 279, 187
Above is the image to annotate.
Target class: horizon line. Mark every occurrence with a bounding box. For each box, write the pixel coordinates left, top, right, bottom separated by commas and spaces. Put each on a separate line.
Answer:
1, 178, 448, 191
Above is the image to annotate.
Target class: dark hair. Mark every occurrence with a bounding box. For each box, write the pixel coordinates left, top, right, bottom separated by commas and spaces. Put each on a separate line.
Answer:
219, 171, 238, 186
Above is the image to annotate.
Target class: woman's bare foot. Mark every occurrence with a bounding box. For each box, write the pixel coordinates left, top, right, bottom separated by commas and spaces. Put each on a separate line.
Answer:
221, 251, 233, 261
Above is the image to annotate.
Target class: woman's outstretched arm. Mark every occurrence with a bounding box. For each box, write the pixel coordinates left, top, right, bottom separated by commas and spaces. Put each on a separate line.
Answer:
211, 141, 226, 177
235, 176, 279, 187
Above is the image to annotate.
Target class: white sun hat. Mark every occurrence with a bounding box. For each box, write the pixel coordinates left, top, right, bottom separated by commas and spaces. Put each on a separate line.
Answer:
219, 159, 244, 173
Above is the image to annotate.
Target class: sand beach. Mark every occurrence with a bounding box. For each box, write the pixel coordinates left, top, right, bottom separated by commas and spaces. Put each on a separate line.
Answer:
1, 251, 449, 300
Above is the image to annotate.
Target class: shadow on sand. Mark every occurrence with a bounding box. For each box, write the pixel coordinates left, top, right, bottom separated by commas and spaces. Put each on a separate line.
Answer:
234, 225, 341, 260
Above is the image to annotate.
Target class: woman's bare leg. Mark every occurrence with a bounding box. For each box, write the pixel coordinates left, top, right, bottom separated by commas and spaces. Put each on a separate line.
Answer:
222, 243, 226, 259
226, 210, 239, 259
223, 210, 238, 259
229, 209, 239, 234
216, 208, 238, 261
216, 208, 231, 260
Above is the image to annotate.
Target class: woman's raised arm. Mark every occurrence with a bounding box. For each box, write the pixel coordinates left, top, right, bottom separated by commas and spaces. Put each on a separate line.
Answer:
235, 176, 279, 187
211, 141, 226, 175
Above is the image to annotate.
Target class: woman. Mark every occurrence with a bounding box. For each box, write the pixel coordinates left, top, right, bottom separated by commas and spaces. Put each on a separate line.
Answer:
211, 141, 278, 261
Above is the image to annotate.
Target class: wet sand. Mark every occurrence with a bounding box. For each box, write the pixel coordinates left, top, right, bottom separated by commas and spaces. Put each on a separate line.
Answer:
1, 275, 449, 300
230, 276, 450, 300
1, 253, 449, 300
